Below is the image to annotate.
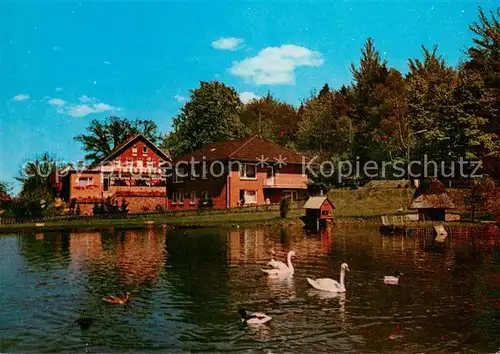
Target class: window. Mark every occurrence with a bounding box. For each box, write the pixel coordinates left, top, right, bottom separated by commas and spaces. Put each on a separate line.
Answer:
173, 166, 186, 183
147, 159, 154, 168
201, 190, 209, 204
76, 177, 93, 187
126, 158, 133, 168
190, 191, 196, 204
132, 146, 138, 156
240, 163, 257, 179
136, 160, 143, 168
172, 191, 184, 204
143, 146, 148, 154
243, 190, 257, 204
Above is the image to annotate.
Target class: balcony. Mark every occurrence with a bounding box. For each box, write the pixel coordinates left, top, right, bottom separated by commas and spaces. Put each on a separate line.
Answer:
263, 174, 308, 189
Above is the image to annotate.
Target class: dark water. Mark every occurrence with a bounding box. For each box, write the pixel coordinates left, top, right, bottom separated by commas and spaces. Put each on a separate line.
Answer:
1, 223, 499, 353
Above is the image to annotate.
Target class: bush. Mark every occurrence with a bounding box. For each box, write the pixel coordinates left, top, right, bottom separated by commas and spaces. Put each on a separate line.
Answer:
280, 197, 290, 218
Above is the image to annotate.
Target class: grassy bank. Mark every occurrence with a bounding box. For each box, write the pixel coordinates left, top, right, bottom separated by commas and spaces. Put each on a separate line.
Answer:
329, 187, 468, 217
0, 209, 305, 233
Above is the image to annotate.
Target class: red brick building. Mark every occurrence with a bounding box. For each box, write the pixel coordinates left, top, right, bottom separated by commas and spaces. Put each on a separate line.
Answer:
166, 135, 309, 210
56, 134, 170, 215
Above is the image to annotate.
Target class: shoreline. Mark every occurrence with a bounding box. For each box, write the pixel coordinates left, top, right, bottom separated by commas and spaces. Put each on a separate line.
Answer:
0, 210, 493, 234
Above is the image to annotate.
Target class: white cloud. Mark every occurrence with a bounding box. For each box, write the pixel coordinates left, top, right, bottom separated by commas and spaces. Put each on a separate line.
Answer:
103, 61, 111, 65
48, 98, 66, 106
79, 95, 94, 103
211, 37, 245, 51
66, 103, 120, 118
55, 87, 63, 92
12, 94, 30, 101
174, 94, 187, 103
239, 91, 260, 104
229, 44, 324, 85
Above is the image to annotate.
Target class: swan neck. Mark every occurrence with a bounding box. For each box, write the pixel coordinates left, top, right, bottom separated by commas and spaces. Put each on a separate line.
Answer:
340, 267, 346, 287
287, 252, 294, 269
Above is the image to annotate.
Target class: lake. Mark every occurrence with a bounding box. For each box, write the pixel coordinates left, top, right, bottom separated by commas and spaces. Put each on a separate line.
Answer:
0, 223, 499, 353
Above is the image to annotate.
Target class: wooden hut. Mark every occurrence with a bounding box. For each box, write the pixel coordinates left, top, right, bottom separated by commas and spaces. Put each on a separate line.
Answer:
408, 178, 456, 221
302, 196, 335, 231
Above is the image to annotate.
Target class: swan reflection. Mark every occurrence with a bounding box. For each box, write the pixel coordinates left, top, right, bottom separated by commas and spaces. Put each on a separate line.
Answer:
267, 273, 296, 300
307, 290, 346, 326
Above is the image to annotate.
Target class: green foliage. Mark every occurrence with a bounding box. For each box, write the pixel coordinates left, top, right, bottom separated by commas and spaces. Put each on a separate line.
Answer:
162, 81, 246, 158
297, 86, 355, 159
464, 177, 490, 221
13, 152, 60, 218
74, 116, 160, 164
240, 92, 299, 148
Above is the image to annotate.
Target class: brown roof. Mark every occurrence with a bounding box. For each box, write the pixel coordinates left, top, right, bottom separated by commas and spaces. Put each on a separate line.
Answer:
408, 178, 456, 209
173, 135, 306, 164
94, 134, 171, 168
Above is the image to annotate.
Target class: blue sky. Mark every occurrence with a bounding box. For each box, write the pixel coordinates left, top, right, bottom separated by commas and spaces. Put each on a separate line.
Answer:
0, 0, 496, 193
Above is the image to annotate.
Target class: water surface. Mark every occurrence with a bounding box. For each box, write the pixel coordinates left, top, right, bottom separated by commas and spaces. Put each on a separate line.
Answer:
1, 224, 499, 353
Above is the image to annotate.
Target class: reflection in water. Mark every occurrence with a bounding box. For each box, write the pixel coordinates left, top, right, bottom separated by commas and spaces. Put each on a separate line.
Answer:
266, 274, 295, 301
1, 223, 499, 352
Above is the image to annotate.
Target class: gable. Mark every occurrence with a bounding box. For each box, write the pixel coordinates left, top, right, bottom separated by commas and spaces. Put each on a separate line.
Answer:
99, 134, 170, 166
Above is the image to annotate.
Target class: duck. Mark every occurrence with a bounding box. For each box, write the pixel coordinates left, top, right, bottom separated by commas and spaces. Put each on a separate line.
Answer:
383, 271, 403, 285
261, 251, 296, 276
238, 308, 272, 325
307, 263, 350, 293
103, 292, 130, 305
75, 311, 93, 330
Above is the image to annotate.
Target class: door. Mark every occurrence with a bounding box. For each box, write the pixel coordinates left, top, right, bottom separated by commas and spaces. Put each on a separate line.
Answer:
103, 175, 110, 191
266, 166, 274, 185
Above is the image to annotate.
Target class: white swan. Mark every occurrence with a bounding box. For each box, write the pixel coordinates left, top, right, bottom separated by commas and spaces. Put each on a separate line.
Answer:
238, 308, 272, 325
307, 263, 349, 293
261, 251, 296, 275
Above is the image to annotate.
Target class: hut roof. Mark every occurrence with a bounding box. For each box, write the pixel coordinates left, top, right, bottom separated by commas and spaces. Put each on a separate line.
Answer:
408, 178, 456, 209
408, 194, 456, 209
304, 196, 334, 209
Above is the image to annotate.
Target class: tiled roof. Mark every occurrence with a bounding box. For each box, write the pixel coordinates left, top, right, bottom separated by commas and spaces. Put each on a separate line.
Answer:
173, 135, 306, 164
93, 134, 171, 168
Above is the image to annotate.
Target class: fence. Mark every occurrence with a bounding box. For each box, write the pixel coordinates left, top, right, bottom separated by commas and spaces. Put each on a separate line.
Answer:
0, 201, 306, 225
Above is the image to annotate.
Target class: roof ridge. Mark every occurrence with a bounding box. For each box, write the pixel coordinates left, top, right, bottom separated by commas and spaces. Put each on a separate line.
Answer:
228, 135, 257, 158
257, 135, 305, 159
98, 133, 170, 165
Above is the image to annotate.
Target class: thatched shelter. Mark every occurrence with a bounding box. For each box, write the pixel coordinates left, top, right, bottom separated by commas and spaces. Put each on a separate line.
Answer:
408, 178, 456, 221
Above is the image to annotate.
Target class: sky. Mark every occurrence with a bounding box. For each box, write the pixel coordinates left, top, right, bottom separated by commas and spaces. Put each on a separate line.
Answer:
0, 0, 497, 194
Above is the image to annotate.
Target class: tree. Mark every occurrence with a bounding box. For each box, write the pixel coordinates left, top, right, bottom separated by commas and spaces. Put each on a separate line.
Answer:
14, 152, 61, 217
239, 92, 299, 147
74, 116, 160, 164
0, 182, 12, 210
162, 81, 246, 158
297, 85, 355, 160
461, 6, 500, 157
405, 46, 458, 162
350, 38, 396, 162
464, 176, 499, 221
